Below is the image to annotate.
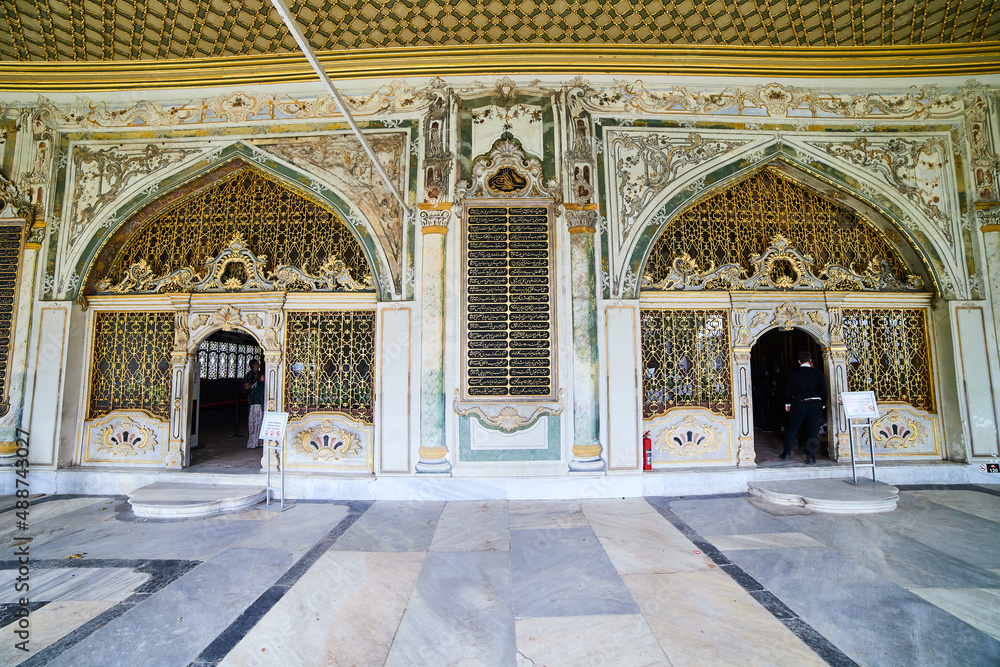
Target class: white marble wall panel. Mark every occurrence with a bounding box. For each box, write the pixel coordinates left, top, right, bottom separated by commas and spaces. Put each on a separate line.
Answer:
376, 304, 412, 473
470, 417, 548, 450
603, 302, 641, 470
953, 304, 1000, 457
25, 304, 70, 466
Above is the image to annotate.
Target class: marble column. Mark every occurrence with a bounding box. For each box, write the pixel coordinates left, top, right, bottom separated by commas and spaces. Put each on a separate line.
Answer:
415, 204, 452, 474
566, 205, 605, 472
165, 297, 191, 469
980, 206, 1000, 344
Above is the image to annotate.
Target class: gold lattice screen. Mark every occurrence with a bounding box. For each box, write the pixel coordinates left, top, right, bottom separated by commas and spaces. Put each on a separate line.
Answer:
284, 311, 375, 423
644, 169, 912, 287
88, 311, 174, 421
93, 167, 371, 292
842, 308, 935, 412
640, 309, 732, 419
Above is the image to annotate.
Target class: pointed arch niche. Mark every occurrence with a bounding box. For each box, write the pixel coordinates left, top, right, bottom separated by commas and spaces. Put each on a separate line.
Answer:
637, 166, 944, 470
74, 160, 378, 473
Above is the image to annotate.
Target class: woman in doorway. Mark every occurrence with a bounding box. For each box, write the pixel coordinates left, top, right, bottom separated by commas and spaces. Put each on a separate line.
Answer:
246, 370, 265, 449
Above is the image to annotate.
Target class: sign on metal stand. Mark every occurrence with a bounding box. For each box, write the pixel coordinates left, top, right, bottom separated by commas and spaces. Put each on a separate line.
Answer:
840, 391, 879, 485
259, 411, 289, 511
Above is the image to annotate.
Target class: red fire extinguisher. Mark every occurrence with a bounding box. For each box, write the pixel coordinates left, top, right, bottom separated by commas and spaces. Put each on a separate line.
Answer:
643, 431, 652, 471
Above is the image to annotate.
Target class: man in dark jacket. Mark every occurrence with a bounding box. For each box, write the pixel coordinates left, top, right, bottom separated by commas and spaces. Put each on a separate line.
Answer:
783, 351, 827, 464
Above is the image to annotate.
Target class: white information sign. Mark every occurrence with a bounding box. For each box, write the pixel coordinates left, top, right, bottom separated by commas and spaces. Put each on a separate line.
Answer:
259, 411, 289, 441
841, 391, 879, 420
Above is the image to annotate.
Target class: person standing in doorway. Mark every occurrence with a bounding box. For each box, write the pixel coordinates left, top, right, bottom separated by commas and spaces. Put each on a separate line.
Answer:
245, 362, 265, 449
783, 351, 827, 464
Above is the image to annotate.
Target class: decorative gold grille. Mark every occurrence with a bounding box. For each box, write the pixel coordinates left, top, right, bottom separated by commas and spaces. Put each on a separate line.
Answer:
842, 308, 934, 412
463, 205, 555, 399
96, 167, 370, 292
644, 169, 911, 288
641, 309, 732, 418
197, 340, 261, 380
88, 311, 174, 421
284, 311, 375, 423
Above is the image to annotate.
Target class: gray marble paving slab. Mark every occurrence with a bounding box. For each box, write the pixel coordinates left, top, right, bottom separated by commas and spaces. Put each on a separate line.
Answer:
331, 501, 444, 552
510, 526, 638, 619
780, 512, 1000, 589
516, 614, 669, 666
0, 600, 115, 667
903, 489, 1000, 523
429, 501, 509, 552
47, 547, 297, 667
706, 532, 823, 551
13, 513, 262, 561
385, 551, 514, 666
231, 503, 348, 555
0, 500, 122, 558
0, 497, 113, 536
910, 587, 1000, 641
0, 567, 148, 603
508, 500, 588, 530
865, 494, 1000, 569
669, 497, 796, 536
728, 546, 1000, 666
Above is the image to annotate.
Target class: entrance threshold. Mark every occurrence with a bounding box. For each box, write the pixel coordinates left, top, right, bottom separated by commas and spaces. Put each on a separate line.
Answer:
3, 461, 973, 501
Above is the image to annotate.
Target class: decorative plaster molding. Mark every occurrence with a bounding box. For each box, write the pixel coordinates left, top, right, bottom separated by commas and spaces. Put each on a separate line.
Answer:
96, 233, 372, 294
455, 137, 559, 202
453, 389, 563, 432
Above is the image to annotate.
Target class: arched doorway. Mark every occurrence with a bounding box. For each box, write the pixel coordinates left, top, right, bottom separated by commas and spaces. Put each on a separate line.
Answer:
751, 328, 829, 465
636, 166, 944, 469
188, 329, 264, 472
75, 161, 382, 472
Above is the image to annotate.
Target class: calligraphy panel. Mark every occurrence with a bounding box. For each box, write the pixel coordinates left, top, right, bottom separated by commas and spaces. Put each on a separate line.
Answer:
463, 205, 555, 401
0, 223, 24, 416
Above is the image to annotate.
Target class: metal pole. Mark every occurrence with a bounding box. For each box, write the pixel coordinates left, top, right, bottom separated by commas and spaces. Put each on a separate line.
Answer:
268, 0, 409, 212
867, 417, 877, 484
849, 419, 859, 485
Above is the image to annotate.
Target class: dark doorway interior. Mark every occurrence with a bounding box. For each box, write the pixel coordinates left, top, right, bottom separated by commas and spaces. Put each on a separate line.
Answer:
750, 328, 831, 465
188, 330, 264, 473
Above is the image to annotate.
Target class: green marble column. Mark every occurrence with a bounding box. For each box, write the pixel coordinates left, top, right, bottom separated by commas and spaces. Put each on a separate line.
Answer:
415, 204, 452, 473
566, 205, 605, 472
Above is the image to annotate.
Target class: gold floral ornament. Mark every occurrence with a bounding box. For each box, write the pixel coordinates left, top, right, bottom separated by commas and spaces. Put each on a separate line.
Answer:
655, 415, 723, 457
293, 420, 363, 461
94, 417, 157, 457
96, 233, 373, 294
642, 235, 923, 293
871, 410, 924, 450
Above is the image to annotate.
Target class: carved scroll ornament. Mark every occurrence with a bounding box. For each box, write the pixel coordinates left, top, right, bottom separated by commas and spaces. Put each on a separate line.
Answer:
96, 233, 374, 294
641, 235, 923, 292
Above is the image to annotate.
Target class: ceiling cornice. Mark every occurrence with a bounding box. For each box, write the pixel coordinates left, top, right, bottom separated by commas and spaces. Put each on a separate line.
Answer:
2, 43, 999, 92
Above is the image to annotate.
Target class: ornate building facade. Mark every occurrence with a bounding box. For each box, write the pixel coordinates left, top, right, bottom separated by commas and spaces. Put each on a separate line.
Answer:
0, 3, 999, 496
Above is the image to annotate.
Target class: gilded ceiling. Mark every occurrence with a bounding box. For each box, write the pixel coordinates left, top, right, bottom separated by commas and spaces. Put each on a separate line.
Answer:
0, 1, 997, 88
3, 0, 998, 60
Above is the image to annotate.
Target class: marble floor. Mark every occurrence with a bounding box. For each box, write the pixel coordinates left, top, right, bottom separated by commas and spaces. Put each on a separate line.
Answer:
1, 485, 999, 665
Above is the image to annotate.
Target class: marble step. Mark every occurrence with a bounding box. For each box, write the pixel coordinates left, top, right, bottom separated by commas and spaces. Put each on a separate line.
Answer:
128, 481, 267, 519
749, 478, 898, 514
